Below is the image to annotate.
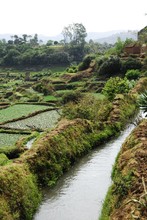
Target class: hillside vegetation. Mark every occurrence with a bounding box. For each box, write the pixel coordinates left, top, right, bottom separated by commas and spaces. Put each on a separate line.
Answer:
0, 25, 147, 219
100, 119, 147, 220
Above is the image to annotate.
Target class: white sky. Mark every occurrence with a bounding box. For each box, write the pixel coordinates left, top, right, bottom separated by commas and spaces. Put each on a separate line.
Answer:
0, 0, 146, 36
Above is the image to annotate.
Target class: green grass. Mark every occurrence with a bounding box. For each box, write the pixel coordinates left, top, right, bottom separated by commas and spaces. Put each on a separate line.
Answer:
1, 80, 23, 88
99, 186, 113, 220
92, 93, 106, 100
0, 104, 49, 123
49, 65, 68, 73
0, 153, 10, 166
0, 163, 41, 220
55, 89, 73, 96
43, 95, 58, 102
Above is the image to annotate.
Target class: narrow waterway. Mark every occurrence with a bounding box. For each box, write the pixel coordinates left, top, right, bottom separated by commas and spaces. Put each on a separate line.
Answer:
33, 123, 136, 220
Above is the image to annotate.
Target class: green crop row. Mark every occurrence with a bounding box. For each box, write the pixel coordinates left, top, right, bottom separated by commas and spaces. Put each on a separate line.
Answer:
0, 133, 27, 148
0, 104, 49, 123
3, 110, 61, 131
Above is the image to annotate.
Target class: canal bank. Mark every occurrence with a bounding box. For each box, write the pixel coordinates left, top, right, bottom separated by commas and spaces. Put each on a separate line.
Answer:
33, 122, 136, 220
0, 93, 139, 220
99, 118, 147, 220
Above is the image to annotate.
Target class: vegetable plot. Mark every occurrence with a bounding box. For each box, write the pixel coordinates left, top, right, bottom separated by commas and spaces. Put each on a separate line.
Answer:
3, 110, 61, 130
0, 133, 27, 147
0, 104, 49, 123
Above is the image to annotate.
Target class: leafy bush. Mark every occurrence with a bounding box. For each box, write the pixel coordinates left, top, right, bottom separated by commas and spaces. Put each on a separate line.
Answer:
63, 94, 112, 123
33, 83, 54, 95
138, 90, 147, 116
66, 65, 78, 73
122, 58, 142, 73
47, 52, 70, 65
98, 56, 122, 76
62, 90, 83, 104
78, 54, 96, 71
102, 77, 130, 100
142, 70, 147, 77
125, 69, 141, 80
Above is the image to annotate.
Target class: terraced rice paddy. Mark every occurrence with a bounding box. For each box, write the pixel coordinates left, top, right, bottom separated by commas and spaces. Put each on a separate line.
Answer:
2, 110, 61, 130
0, 104, 60, 147
0, 133, 27, 147
0, 104, 49, 123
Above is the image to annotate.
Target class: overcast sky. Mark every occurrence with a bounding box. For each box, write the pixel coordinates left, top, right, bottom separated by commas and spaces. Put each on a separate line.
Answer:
0, 0, 146, 36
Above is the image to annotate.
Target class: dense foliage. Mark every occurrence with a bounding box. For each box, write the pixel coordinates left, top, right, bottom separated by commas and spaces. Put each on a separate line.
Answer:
0, 24, 146, 220
0, 164, 41, 220
63, 94, 112, 123
102, 77, 130, 100
121, 57, 142, 73
78, 54, 96, 70
125, 69, 141, 80
138, 90, 147, 116
0, 24, 120, 67
0, 24, 88, 66
98, 56, 122, 76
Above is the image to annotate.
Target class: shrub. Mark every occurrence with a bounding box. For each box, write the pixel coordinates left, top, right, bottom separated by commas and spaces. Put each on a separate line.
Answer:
138, 90, 147, 116
78, 54, 96, 71
63, 94, 112, 123
125, 69, 141, 80
47, 52, 70, 65
66, 65, 78, 73
142, 70, 147, 77
62, 91, 83, 104
122, 58, 142, 73
98, 56, 122, 76
102, 77, 130, 100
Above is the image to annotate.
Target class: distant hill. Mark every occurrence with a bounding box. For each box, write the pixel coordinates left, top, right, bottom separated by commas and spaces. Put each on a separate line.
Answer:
94, 31, 138, 44
86, 30, 125, 41
0, 30, 138, 44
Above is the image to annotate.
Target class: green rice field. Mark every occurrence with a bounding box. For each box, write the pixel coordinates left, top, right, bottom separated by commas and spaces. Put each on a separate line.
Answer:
0, 104, 49, 123
43, 95, 58, 102
3, 110, 61, 130
0, 133, 27, 147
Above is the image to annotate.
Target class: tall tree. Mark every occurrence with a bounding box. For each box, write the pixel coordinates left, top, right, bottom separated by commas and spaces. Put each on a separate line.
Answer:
62, 23, 87, 46
30, 34, 39, 46
62, 23, 87, 61
22, 34, 28, 43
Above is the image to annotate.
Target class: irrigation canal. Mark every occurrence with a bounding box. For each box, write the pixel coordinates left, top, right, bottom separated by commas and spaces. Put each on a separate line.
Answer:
33, 122, 136, 220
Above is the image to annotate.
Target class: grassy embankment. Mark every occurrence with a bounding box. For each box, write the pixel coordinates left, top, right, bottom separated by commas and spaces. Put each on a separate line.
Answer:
0, 90, 138, 220
99, 77, 147, 220
99, 119, 147, 220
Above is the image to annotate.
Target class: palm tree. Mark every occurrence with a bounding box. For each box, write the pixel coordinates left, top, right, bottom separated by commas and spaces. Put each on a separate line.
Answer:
138, 90, 147, 117
22, 34, 28, 43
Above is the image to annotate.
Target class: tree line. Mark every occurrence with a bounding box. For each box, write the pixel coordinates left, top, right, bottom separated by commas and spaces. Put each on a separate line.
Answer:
0, 23, 114, 67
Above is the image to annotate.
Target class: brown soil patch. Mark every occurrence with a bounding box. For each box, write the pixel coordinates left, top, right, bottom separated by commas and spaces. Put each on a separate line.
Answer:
111, 119, 147, 220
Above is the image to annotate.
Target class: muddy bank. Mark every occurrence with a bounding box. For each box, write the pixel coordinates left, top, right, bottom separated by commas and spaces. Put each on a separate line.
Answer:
100, 119, 147, 220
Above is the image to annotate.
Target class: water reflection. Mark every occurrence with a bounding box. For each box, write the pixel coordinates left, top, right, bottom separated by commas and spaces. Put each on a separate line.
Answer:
34, 124, 135, 220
